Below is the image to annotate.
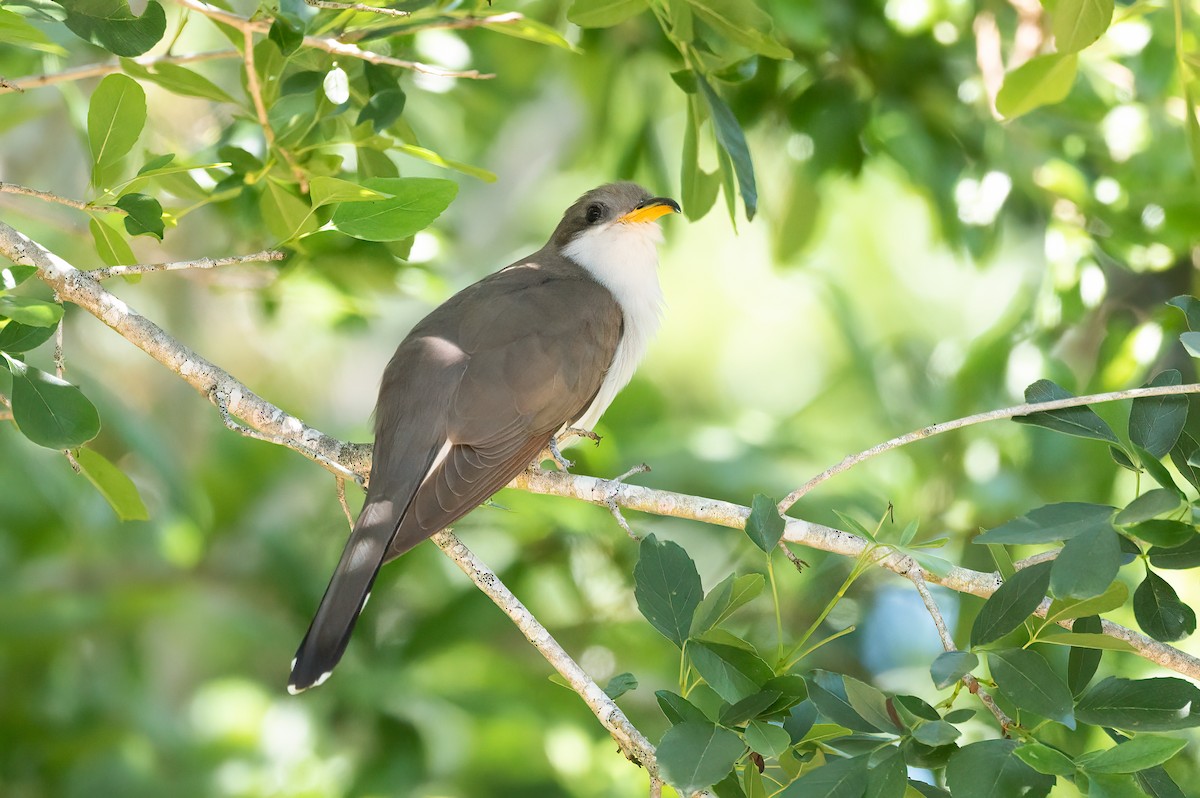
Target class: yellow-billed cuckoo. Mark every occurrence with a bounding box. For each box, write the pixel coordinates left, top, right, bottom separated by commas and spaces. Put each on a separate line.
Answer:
288, 183, 680, 693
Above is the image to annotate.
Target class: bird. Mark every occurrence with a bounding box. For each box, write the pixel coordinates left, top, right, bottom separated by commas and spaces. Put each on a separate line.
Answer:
288, 182, 680, 693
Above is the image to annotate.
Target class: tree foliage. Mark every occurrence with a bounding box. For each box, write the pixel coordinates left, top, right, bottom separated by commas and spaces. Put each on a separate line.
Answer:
2, 0, 1200, 796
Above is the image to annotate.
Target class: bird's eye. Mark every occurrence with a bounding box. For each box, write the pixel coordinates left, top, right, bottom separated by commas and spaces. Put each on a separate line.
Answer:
585, 203, 604, 224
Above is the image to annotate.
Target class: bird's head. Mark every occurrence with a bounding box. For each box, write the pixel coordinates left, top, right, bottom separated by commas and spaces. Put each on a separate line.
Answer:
550, 183, 681, 262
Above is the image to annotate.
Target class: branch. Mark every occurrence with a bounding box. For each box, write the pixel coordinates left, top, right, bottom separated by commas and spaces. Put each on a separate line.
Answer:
242, 27, 308, 192
0, 49, 239, 94
0, 182, 121, 214
779, 383, 1200, 512
176, 0, 494, 79
432, 529, 662, 781
304, 0, 411, 17
86, 250, 285, 280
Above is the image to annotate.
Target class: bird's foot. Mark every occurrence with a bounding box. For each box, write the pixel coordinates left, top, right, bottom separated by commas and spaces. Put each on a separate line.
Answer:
563, 427, 602, 446
604, 463, 650, 541
547, 435, 574, 471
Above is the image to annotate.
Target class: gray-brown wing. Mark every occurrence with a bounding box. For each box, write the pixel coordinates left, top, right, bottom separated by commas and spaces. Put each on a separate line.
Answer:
385, 267, 623, 559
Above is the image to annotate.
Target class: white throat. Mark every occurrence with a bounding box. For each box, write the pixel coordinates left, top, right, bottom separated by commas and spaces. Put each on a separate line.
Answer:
563, 222, 665, 432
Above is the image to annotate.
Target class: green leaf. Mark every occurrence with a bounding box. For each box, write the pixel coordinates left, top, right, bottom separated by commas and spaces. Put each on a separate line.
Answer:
1133, 569, 1196, 642
1046, 581, 1128, 623
1053, 0, 1115, 53
603, 672, 637, 700
656, 690, 710, 725
1067, 615, 1103, 695
89, 216, 135, 267
744, 720, 790, 758
1050, 522, 1120, 599
696, 73, 758, 221
1133, 763, 1187, 798
843, 675, 898, 732
945, 740, 1056, 798
930, 651, 978, 690
684, 0, 792, 60
120, 59, 235, 104
260, 180, 318, 242
268, 16, 302, 56
1167, 296, 1200, 332
1129, 371, 1187, 458
1076, 677, 1200, 731
54, 0, 165, 56
912, 720, 961, 746
566, 0, 648, 28
975, 502, 1114, 544
0, 296, 63, 327
1015, 379, 1118, 442
943, 708, 975, 724
657, 721, 744, 795
779, 755, 870, 797
688, 639, 772, 703
0, 321, 56, 353
395, 144, 496, 183
309, 176, 391, 209
969, 561, 1052, 647
1115, 489, 1183, 526
633, 535, 703, 648
1086, 773, 1151, 798
0, 7, 67, 54
719, 690, 781, 726
864, 748, 907, 798
115, 193, 164, 239
745, 493, 784, 552
482, 14, 578, 52
1039, 630, 1137, 652
681, 96, 720, 221
332, 177, 458, 242
1148, 536, 1200, 569
75, 447, 148, 521
1014, 742, 1076, 776
1125, 520, 1194, 548
1179, 332, 1200, 358
88, 73, 146, 187
806, 670, 880, 733
988, 648, 1075, 728
357, 88, 407, 133
996, 53, 1079, 119
691, 572, 764, 635
1078, 736, 1187, 775
3, 355, 101, 449
1, 265, 37, 289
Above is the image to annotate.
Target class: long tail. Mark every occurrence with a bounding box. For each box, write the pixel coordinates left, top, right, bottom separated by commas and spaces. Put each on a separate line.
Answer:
287, 500, 401, 694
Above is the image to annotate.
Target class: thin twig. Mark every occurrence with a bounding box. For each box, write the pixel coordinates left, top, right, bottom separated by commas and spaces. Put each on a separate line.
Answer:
335, 476, 354, 530
242, 28, 308, 192
0, 183, 121, 214
422, 11, 525, 30
604, 463, 650, 540
779, 383, 1200, 512
1, 50, 239, 94
431, 529, 661, 776
86, 250, 285, 280
305, 0, 411, 17
177, 0, 494, 79
0, 77, 23, 93
909, 568, 1015, 731
53, 311, 65, 378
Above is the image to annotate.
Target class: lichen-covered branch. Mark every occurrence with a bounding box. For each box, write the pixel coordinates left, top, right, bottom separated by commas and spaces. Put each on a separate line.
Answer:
0, 182, 120, 213
0, 49, 239, 94
87, 250, 285, 280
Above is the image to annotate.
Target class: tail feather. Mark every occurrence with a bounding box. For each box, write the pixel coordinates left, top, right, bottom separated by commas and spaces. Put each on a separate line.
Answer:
287, 502, 399, 694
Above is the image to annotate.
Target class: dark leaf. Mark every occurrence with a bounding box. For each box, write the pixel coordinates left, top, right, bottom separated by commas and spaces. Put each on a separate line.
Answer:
1129, 370, 1187, 458
634, 534, 703, 648
696, 72, 757, 220
357, 88, 407, 133
1167, 296, 1200, 332
1067, 615, 1103, 695
744, 719, 790, 758
912, 721, 961, 746
657, 721, 744, 795
688, 639, 772, 703
970, 561, 1052, 647
116, 193, 164, 239
806, 670, 880, 733
268, 15, 302, 56
1076, 677, 1200, 731
0, 321, 56, 352
778, 754, 869, 797
54, 0, 165, 56
783, 700, 817, 743
1114, 489, 1183, 525
864, 748, 907, 798
945, 740, 1056, 798
657, 690, 710, 725
691, 572, 764, 636
720, 690, 781, 726
4, 355, 101, 449
930, 651, 978, 689
1124, 520, 1194, 548
1148, 536, 1200, 569
988, 648, 1075, 728
1133, 569, 1196, 642
1014, 379, 1118, 443
1050, 522, 1120, 599
603, 672, 637, 700
975, 502, 1114, 544
744, 493, 785, 553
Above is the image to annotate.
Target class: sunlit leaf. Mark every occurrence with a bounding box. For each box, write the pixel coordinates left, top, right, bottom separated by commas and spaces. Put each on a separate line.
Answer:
996, 53, 1078, 119
88, 73, 146, 187
0, 296, 63, 327
566, 0, 648, 28
1053, 0, 1114, 53
1077, 736, 1187, 774
75, 447, 148, 521
0, 320, 56, 353
332, 177, 458, 241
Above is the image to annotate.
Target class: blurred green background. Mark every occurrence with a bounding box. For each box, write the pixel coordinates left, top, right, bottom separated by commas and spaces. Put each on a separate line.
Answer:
2, 0, 1200, 795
